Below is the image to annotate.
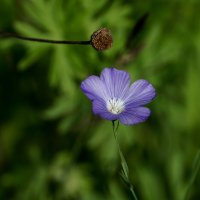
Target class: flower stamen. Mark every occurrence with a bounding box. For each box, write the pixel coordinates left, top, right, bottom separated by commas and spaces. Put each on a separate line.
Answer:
107, 98, 125, 114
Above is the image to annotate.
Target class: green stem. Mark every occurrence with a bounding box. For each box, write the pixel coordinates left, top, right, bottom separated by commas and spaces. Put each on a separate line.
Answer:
112, 120, 138, 200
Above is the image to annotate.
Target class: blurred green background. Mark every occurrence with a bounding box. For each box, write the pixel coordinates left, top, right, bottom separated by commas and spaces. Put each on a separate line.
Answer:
0, 0, 200, 200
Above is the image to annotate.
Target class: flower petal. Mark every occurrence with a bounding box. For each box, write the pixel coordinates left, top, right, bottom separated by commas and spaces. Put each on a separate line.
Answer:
124, 79, 156, 107
119, 107, 151, 125
100, 68, 130, 99
92, 99, 118, 121
81, 75, 109, 101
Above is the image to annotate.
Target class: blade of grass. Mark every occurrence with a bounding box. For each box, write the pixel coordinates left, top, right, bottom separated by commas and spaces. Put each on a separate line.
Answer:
184, 149, 200, 200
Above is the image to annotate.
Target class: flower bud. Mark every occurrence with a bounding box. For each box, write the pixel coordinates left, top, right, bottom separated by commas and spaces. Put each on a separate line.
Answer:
91, 28, 113, 51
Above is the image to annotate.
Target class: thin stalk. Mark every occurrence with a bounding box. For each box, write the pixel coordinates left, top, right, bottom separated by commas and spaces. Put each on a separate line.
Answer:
0, 32, 91, 45
112, 120, 138, 200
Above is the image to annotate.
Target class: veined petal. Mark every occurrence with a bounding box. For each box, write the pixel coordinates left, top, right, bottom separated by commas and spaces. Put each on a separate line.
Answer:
124, 79, 156, 107
92, 99, 118, 121
119, 107, 151, 125
100, 68, 130, 99
81, 75, 109, 101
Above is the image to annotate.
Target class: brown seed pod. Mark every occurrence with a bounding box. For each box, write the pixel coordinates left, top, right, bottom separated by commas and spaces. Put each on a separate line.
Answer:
91, 28, 113, 51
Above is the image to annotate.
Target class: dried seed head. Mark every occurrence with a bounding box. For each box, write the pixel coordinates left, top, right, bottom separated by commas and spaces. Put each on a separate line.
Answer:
91, 28, 113, 51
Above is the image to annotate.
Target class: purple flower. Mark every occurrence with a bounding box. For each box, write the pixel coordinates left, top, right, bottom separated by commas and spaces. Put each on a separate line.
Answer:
81, 68, 156, 125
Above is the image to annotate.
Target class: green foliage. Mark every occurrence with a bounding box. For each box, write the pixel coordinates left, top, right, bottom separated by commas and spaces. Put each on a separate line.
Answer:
0, 0, 200, 199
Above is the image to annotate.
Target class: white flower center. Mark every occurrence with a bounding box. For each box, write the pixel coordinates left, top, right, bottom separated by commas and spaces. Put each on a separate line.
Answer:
107, 98, 125, 114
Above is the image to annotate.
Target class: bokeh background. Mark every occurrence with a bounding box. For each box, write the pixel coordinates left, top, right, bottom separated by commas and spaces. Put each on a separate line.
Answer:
0, 0, 200, 200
